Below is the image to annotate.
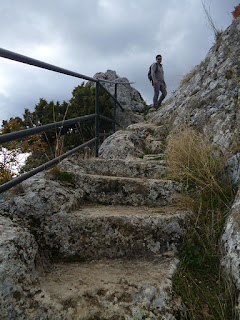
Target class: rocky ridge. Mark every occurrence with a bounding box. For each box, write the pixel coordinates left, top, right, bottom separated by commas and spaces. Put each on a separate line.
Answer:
92, 69, 146, 128
148, 17, 240, 314
148, 17, 239, 150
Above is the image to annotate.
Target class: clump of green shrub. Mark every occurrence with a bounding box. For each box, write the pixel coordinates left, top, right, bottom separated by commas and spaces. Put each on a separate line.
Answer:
166, 127, 237, 319
50, 166, 75, 184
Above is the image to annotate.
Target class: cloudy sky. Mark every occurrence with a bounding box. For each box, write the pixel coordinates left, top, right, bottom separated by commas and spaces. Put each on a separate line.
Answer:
0, 0, 238, 125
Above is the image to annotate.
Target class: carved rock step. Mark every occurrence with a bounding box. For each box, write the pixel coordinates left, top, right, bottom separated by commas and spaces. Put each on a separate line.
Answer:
47, 205, 187, 260
75, 173, 180, 206
37, 254, 183, 319
127, 122, 168, 140
98, 123, 168, 158
61, 157, 167, 179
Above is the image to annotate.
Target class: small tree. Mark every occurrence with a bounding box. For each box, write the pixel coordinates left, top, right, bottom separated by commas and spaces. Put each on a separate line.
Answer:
1, 81, 112, 172
0, 163, 13, 185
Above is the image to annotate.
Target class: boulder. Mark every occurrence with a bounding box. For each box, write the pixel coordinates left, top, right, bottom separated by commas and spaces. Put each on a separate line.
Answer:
99, 130, 144, 159
99, 122, 168, 159
93, 70, 145, 128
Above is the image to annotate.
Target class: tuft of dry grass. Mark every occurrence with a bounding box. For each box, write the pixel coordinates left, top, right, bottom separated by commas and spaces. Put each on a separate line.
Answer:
166, 127, 230, 206
166, 127, 237, 319
180, 67, 198, 86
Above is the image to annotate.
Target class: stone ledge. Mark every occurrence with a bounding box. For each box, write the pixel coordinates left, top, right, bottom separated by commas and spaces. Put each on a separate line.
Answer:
61, 156, 167, 179
41, 204, 188, 260
75, 173, 181, 206
37, 255, 184, 319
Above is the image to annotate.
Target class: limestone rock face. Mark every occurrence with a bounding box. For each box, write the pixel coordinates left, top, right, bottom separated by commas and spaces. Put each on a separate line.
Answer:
94, 70, 145, 112
221, 190, 240, 314
93, 70, 145, 127
128, 122, 167, 154
145, 17, 240, 315
149, 17, 240, 154
226, 153, 240, 185
0, 216, 39, 319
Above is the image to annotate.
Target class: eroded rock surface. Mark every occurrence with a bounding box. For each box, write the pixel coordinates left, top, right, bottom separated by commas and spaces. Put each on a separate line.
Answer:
93, 70, 145, 128
99, 130, 144, 159
0, 216, 41, 319
0, 146, 186, 319
37, 255, 184, 320
221, 190, 240, 313
61, 156, 167, 178
99, 123, 167, 159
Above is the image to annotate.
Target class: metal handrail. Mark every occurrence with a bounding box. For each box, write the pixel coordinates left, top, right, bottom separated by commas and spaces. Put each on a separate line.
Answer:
0, 48, 132, 111
0, 114, 97, 144
0, 138, 97, 193
0, 48, 132, 193
98, 82, 124, 111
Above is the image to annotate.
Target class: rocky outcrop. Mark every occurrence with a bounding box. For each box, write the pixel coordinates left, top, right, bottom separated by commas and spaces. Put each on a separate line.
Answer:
99, 129, 144, 159
148, 17, 240, 155
149, 16, 240, 316
93, 70, 145, 128
0, 215, 60, 319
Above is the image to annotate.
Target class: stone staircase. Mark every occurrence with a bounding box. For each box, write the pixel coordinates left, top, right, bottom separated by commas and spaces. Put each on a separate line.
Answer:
35, 151, 188, 319
61, 157, 180, 207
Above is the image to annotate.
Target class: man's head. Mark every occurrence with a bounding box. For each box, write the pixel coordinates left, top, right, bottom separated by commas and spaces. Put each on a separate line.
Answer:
156, 55, 162, 62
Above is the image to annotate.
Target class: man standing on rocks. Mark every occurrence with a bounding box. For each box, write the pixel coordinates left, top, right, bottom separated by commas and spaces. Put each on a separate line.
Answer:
151, 55, 167, 109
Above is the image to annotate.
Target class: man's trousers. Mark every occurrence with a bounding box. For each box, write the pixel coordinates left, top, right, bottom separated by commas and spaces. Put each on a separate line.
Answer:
153, 81, 167, 109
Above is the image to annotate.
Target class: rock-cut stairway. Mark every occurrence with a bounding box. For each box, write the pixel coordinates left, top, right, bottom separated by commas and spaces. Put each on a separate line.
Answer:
35, 153, 187, 319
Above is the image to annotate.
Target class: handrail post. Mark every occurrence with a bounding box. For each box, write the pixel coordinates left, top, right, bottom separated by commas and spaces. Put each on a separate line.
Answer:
95, 81, 100, 157
113, 83, 117, 133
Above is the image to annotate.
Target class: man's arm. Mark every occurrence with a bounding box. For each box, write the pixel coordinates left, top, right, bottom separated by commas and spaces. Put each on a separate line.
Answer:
151, 63, 157, 84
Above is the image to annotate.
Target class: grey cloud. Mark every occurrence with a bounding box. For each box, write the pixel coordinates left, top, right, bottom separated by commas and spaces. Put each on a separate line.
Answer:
0, 0, 239, 124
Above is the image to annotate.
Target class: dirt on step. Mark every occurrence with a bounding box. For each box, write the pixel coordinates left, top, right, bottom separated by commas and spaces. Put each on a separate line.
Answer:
36, 256, 179, 319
